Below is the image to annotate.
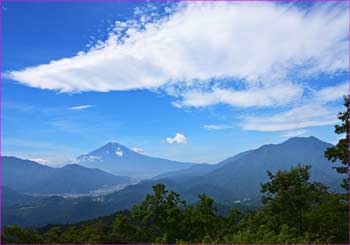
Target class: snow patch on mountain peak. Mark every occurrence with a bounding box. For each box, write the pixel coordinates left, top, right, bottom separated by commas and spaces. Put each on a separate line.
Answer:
115, 147, 124, 157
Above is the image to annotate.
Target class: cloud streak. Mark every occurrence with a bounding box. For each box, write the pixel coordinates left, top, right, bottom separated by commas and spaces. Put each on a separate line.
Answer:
174, 83, 303, 108
68, 105, 94, 110
203, 124, 234, 131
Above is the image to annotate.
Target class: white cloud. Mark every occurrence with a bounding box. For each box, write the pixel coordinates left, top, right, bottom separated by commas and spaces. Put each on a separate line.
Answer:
314, 82, 348, 104
241, 82, 347, 131
242, 104, 337, 131
68, 105, 94, 110
166, 133, 187, 144
174, 83, 303, 108
5, 2, 348, 110
203, 124, 234, 130
282, 129, 307, 138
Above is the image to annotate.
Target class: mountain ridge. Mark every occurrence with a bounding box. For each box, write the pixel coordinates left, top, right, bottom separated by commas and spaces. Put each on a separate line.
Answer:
2, 156, 131, 195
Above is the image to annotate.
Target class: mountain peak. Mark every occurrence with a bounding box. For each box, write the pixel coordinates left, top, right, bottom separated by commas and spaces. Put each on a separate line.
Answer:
282, 136, 327, 145
75, 142, 132, 162
104, 141, 122, 147
97, 141, 125, 150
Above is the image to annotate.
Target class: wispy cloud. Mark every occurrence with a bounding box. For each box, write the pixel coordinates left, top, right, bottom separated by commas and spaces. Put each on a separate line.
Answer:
173, 83, 303, 108
203, 124, 234, 131
68, 105, 94, 110
166, 133, 187, 144
241, 82, 347, 132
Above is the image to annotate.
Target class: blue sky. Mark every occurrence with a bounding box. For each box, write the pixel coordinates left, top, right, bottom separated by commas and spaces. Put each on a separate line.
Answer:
2, 1, 348, 165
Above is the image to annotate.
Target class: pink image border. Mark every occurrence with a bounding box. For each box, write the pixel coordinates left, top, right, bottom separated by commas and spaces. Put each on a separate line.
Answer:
0, 0, 349, 244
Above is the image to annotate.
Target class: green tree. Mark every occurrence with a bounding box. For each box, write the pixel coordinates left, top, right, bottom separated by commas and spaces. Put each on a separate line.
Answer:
111, 214, 130, 242
131, 184, 186, 243
44, 226, 62, 243
86, 221, 106, 244
60, 227, 79, 243
260, 165, 328, 236
303, 193, 348, 243
222, 208, 243, 235
110, 213, 147, 243
325, 96, 349, 190
181, 193, 219, 242
2, 225, 43, 244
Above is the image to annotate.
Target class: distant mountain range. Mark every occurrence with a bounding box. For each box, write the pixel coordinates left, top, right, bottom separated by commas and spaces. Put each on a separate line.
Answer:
148, 136, 341, 204
2, 156, 131, 195
73, 142, 196, 179
2, 136, 342, 227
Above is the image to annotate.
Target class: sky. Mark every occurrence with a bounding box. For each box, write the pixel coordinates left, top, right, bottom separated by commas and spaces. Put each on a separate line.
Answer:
2, 1, 349, 166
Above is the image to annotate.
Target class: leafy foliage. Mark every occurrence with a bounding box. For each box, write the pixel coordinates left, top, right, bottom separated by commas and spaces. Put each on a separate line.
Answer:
325, 96, 350, 190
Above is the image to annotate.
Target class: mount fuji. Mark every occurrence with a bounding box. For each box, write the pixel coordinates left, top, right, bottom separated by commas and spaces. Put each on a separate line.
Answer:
73, 142, 197, 179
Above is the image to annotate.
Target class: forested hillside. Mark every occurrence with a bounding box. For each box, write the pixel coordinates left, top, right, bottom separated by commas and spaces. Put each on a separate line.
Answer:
2, 165, 348, 244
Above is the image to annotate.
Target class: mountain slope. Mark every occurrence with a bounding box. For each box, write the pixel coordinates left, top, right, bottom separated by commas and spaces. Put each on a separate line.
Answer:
153, 163, 219, 180
2, 186, 38, 207
2, 156, 131, 195
200, 136, 341, 199
74, 142, 196, 178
